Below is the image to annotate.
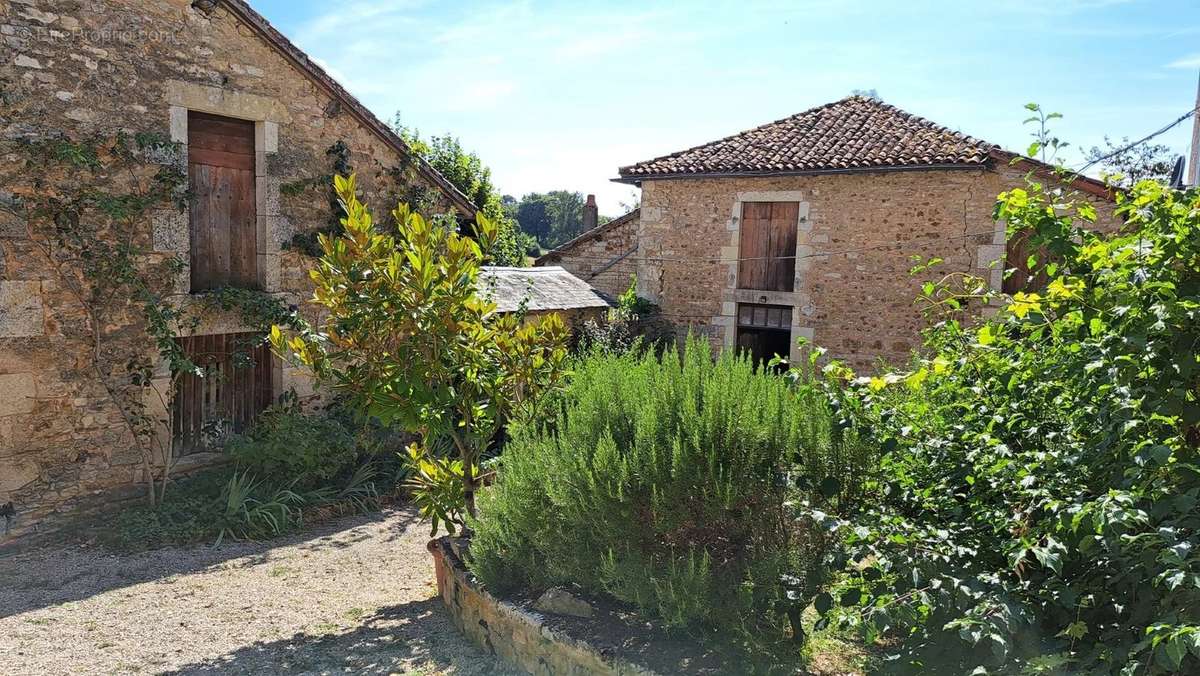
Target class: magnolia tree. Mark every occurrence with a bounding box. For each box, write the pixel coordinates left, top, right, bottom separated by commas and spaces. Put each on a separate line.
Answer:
271, 175, 569, 533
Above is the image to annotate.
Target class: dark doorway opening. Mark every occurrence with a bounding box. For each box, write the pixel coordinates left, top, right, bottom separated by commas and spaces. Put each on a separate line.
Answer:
735, 303, 793, 367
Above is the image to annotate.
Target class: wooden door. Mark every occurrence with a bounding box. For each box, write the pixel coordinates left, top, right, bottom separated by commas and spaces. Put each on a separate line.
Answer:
737, 202, 798, 291
171, 333, 275, 455
188, 112, 257, 292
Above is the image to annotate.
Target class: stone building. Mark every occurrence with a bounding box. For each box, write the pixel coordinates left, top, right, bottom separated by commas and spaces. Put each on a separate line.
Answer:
545, 96, 1119, 370
538, 207, 639, 301
0, 0, 489, 538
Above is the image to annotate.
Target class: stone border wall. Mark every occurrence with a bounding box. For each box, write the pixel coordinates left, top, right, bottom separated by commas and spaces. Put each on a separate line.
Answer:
428, 537, 658, 676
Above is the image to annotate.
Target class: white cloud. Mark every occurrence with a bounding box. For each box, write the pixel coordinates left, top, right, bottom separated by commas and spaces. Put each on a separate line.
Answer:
1166, 53, 1200, 69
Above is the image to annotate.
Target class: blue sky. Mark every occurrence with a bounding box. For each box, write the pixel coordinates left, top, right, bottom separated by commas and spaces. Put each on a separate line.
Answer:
252, 0, 1200, 214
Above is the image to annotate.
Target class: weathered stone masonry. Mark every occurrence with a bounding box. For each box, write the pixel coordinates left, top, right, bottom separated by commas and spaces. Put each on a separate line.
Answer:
539, 208, 639, 300
0, 0, 471, 537
631, 163, 1119, 371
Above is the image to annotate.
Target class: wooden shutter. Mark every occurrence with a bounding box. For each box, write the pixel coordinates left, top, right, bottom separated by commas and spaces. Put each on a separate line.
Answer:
188, 112, 257, 292
737, 202, 798, 291
171, 333, 275, 455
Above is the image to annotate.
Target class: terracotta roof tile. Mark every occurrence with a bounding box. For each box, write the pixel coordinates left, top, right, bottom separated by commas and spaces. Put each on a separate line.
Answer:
618, 96, 996, 180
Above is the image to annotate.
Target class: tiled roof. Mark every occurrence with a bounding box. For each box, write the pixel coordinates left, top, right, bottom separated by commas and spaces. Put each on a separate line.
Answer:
478, 266, 611, 314
618, 96, 996, 180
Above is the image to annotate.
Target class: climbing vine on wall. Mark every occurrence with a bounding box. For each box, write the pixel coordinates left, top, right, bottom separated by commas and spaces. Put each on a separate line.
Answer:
3, 131, 296, 506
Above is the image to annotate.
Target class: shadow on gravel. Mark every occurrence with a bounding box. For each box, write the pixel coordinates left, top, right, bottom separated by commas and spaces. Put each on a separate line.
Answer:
161, 598, 509, 676
0, 506, 422, 620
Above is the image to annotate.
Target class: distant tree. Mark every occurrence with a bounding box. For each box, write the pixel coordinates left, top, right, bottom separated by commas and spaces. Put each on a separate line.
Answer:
851, 88, 880, 100
545, 190, 585, 245
515, 193, 552, 244
510, 190, 590, 249
1084, 136, 1177, 185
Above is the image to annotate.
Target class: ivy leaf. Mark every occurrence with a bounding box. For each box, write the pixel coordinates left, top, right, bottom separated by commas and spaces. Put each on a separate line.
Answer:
814, 592, 833, 615
1060, 621, 1088, 640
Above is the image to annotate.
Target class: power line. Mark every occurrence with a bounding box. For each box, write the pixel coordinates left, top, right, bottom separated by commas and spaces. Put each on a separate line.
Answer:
544, 228, 1000, 265
1073, 105, 1199, 174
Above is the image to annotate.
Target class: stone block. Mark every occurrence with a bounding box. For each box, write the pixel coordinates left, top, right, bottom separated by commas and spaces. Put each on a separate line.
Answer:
0, 281, 44, 337
0, 455, 39, 495
0, 373, 36, 416
259, 215, 291, 253
257, 176, 280, 216
258, 252, 281, 291
976, 243, 1005, 270
263, 120, 278, 153
169, 105, 188, 143
152, 210, 188, 252
0, 191, 26, 238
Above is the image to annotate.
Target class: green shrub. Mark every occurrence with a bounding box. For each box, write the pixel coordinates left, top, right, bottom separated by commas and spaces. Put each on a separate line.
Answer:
226, 400, 359, 488
814, 178, 1200, 674
468, 337, 869, 656
100, 468, 234, 551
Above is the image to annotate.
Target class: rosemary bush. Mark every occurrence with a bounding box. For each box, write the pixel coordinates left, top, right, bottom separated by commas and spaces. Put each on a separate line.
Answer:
468, 337, 870, 655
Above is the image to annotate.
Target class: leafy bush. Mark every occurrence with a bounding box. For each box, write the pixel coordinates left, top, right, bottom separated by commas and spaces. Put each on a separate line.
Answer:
813, 178, 1200, 673
579, 274, 663, 354
272, 174, 568, 531
468, 338, 870, 657
225, 399, 359, 488
100, 468, 235, 551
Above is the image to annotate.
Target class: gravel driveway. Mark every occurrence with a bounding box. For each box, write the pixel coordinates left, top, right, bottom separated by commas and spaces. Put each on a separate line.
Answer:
0, 507, 519, 676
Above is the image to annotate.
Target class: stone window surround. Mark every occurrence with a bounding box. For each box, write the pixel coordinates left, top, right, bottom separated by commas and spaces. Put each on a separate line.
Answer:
711, 191, 814, 363
145, 81, 305, 464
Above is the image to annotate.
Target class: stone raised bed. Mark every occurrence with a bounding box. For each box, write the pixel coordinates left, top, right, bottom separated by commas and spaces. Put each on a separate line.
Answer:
428, 537, 733, 676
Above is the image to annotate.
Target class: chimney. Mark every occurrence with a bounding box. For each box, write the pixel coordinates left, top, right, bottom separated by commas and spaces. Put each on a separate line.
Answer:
583, 194, 598, 232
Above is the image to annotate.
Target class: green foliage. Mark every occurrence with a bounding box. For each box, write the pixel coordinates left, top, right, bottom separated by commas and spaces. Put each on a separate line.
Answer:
404, 442, 467, 536
198, 286, 299, 332
11, 131, 194, 505
469, 338, 871, 660
102, 454, 386, 551
579, 275, 658, 354
616, 274, 654, 317
394, 121, 532, 266
1085, 136, 1178, 186
813, 177, 1200, 673
512, 190, 602, 250
100, 468, 235, 552
272, 174, 570, 529
225, 399, 360, 489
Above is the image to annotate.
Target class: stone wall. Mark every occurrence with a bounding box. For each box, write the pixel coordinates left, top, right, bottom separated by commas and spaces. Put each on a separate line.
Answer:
539, 210, 639, 300
0, 0, 466, 537
634, 164, 1119, 371
429, 537, 659, 676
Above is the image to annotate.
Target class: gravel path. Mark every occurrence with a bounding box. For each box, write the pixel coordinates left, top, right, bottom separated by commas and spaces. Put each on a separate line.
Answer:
0, 507, 520, 675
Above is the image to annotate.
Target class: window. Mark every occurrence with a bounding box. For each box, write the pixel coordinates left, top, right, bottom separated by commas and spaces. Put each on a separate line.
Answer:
187, 111, 257, 292
735, 303, 792, 367
737, 201, 798, 291
171, 333, 274, 455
